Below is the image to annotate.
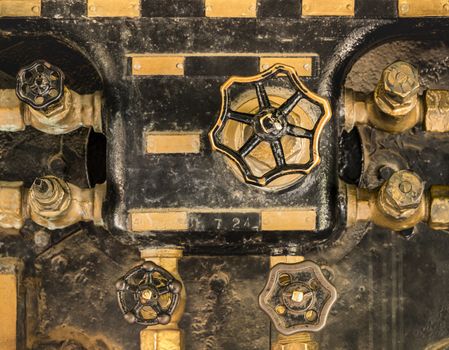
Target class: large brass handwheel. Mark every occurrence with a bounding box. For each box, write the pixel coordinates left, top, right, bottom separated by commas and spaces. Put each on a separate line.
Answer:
209, 64, 331, 190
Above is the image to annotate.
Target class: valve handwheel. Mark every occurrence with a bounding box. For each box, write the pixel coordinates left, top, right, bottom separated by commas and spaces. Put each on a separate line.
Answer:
209, 64, 331, 189
16, 60, 65, 110
259, 261, 337, 335
116, 262, 182, 326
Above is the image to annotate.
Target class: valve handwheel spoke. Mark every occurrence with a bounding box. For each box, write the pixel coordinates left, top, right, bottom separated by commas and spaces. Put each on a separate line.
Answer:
255, 82, 271, 110
278, 91, 303, 116
227, 110, 255, 125
271, 140, 286, 167
239, 134, 262, 157
209, 64, 332, 189
287, 124, 313, 139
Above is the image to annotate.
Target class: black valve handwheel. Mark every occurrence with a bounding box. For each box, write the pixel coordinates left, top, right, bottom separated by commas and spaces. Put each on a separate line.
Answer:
209, 64, 331, 187
116, 261, 182, 326
16, 60, 65, 110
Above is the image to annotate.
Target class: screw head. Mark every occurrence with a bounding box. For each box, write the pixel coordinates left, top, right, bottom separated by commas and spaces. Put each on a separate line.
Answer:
169, 280, 182, 294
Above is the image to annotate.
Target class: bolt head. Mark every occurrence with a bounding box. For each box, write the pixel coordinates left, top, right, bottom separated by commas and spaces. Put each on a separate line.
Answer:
169, 280, 182, 294
157, 314, 171, 325
380, 170, 424, 219
375, 61, 420, 116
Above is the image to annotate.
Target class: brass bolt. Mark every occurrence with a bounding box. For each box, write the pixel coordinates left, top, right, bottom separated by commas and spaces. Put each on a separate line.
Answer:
275, 305, 286, 315
305, 309, 317, 322
141, 289, 153, 301
374, 61, 420, 117
378, 170, 424, 219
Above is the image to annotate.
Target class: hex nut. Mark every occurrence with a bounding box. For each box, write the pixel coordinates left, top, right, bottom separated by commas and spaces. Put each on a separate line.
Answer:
378, 170, 424, 219
374, 61, 420, 117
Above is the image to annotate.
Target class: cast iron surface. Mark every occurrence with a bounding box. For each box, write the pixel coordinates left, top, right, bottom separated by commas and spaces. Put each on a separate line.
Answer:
0, 1, 449, 349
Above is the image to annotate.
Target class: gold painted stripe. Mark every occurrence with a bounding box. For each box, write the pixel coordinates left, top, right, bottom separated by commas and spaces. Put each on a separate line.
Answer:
130, 211, 188, 232
87, 0, 140, 17
302, 0, 354, 16
129, 208, 316, 232
0, 0, 40, 17
261, 209, 316, 231
132, 56, 184, 76
146, 132, 201, 154
0, 273, 17, 350
398, 0, 449, 17
205, 0, 257, 17
260, 57, 312, 77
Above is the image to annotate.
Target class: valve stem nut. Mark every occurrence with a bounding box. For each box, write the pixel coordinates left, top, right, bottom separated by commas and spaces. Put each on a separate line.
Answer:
377, 170, 424, 220
374, 61, 420, 117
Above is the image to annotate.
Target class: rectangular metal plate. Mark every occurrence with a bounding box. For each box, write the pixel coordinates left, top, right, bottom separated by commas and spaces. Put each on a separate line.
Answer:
132, 56, 185, 76
0, 272, 17, 349
260, 57, 313, 76
399, 0, 449, 16
0, 0, 40, 17
302, 0, 355, 16
270, 256, 305, 268
146, 132, 201, 154
130, 208, 316, 232
87, 0, 140, 17
205, 0, 257, 18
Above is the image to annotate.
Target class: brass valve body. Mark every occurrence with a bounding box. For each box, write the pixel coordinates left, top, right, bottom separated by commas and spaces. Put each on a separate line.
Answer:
0, 176, 105, 231
346, 170, 449, 231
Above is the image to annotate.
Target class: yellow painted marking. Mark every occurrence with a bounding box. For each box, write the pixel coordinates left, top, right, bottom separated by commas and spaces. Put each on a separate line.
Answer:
146, 132, 201, 154
0, 273, 17, 350
260, 57, 313, 77
87, 0, 140, 17
261, 209, 316, 231
302, 0, 354, 16
132, 56, 185, 76
205, 0, 257, 17
130, 211, 188, 232
0, 0, 40, 17
398, 0, 449, 17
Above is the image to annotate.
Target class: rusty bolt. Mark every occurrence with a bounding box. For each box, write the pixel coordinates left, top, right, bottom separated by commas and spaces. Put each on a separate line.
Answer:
374, 61, 420, 117
378, 170, 424, 219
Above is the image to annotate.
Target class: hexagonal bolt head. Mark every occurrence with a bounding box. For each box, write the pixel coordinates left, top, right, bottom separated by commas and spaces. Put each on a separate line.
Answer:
374, 61, 420, 117
378, 170, 424, 219
28, 176, 71, 219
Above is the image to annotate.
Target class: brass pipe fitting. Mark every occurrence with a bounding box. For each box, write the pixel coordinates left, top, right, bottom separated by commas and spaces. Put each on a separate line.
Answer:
345, 61, 423, 133
0, 176, 105, 231
273, 333, 319, 350
139, 248, 185, 350
0, 88, 102, 134
345, 61, 449, 133
346, 170, 449, 231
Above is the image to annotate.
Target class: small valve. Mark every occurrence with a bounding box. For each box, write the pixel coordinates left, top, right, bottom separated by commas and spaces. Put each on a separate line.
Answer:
209, 64, 331, 190
259, 261, 337, 335
116, 262, 183, 326
16, 60, 65, 110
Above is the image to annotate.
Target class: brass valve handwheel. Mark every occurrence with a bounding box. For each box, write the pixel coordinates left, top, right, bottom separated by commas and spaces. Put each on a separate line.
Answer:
209, 64, 331, 189
116, 262, 182, 326
16, 60, 65, 110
